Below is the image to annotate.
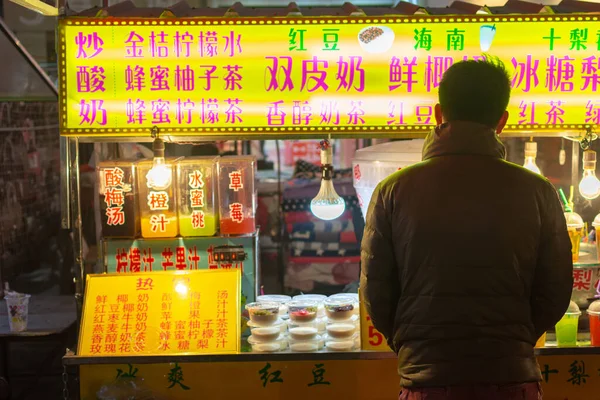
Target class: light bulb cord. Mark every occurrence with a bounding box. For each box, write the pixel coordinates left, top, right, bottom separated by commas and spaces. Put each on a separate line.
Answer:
153, 137, 165, 159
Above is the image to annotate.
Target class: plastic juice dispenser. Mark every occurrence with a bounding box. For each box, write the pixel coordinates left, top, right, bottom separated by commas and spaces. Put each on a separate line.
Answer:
137, 159, 178, 238
218, 156, 256, 236
352, 140, 423, 220
177, 157, 218, 237
565, 211, 585, 262
97, 160, 139, 238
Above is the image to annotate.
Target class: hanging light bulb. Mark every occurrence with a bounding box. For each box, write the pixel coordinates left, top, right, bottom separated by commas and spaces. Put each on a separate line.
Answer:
146, 135, 172, 190
310, 140, 346, 221
579, 149, 600, 200
523, 141, 542, 175
559, 138, 566, 166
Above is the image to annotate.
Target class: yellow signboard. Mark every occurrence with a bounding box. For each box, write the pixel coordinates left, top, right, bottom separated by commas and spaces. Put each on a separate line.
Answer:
79, 270, 241, 356
79, 354, 600, 400
359, 290, 392, 352
59, 15, 600, 137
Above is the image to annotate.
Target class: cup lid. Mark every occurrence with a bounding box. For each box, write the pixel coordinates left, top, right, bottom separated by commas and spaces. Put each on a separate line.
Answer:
324, 297, 355, 310
287, 300, 319, 310
588, 300, 600, 314
565, 300, 581, 315
593, 214, 600, 228
245, 302, 280, 312
257, 295, 291, 304
329, 293, 359, 301
565, 212, 584, 228
293, 294, 326, 303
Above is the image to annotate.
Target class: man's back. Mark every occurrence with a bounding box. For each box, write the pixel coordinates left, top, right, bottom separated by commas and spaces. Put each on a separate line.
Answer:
361, 121, 573, 388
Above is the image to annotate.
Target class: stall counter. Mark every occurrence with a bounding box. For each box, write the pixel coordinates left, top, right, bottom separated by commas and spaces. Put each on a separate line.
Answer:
65, 347, 600, 400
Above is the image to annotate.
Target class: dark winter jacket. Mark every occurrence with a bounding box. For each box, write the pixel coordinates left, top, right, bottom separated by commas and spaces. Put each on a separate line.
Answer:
360, 121, 573, 388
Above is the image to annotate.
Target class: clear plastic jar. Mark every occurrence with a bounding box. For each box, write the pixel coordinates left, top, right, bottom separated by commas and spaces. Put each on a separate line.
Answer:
288, 300, 319, 324
325, 298, 356, 321
245, 302, 280, 326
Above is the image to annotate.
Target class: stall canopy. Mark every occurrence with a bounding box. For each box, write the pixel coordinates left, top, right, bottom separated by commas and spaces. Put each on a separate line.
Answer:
0, 19, 57, 101
67, 0, 600, 16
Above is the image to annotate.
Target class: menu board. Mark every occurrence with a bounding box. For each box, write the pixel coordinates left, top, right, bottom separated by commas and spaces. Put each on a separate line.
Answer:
79, 270, 241, 356
59, 15, 600, 136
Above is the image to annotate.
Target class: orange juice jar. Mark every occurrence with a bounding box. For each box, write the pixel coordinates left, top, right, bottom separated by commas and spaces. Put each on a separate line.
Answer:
137, 159, 178, 239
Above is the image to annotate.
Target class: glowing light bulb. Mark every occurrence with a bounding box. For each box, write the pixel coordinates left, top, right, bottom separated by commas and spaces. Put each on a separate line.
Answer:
310, 179, 346, 221
175, 281, 188, 296
310, 139, 346, 221
146, 136, 172, 190
523, 141, 542, 175
146, 157, 172, 190
579, 150, 600, 200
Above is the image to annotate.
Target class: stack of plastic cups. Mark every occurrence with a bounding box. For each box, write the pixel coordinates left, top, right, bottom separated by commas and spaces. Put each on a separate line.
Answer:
555, 301, 581, 347
323, 297, 360, 352
246, 302, 287, 352
287, 300, 322, 352
329, 293, 361, 347
293, 294, 327, 338
588, 300, 600, 347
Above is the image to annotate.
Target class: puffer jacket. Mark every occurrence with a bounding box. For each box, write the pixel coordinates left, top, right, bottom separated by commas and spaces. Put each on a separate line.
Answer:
360, 121, 573, 388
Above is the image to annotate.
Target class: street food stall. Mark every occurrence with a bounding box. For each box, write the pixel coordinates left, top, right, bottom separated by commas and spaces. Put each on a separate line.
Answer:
54, 1, 600, 399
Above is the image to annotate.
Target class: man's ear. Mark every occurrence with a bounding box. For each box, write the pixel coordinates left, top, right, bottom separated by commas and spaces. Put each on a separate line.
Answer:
434, 103, 443, 125
496, 111, 509, 135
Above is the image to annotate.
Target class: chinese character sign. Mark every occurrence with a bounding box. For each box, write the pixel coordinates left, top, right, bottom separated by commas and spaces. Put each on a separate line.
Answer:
60, 16, 600, 136
98, 161, 139, 238
79, 270, 241, 356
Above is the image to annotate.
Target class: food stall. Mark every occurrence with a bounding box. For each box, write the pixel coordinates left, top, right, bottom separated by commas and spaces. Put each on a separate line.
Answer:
53, 2, 600, 399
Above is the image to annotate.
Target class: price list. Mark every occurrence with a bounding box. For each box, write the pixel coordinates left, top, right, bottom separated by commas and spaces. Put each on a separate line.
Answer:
80, 270, 240, 356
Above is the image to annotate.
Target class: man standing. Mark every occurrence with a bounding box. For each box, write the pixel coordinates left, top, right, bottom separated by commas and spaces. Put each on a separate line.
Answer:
360, 59, 573, 399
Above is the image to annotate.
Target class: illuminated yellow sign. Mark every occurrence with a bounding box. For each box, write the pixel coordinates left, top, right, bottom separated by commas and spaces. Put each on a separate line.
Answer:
80, 355, 600, 400
359, 289, 392, 352
79, 270, 241, 356
59, 15, 600, 136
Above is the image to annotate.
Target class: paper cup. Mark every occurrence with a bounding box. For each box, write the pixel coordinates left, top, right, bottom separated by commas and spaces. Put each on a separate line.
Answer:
5, 294, 30, 332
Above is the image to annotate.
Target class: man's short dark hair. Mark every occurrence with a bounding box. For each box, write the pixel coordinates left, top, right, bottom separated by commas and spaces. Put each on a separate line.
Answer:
438, 57, 511, 128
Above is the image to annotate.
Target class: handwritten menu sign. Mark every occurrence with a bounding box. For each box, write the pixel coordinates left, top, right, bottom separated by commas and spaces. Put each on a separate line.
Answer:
59, 15, 600, 136
79, 270, 241, 356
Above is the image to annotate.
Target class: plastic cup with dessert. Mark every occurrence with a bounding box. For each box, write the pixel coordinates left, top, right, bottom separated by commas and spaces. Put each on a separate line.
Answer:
257, 294, 291, 317
288, 300, 319, 324
245, 302, 280, 326
324, 297, 355, 321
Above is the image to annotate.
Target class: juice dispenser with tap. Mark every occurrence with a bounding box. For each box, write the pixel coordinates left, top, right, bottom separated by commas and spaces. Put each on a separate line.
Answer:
98, 160, 139, 238
218, 156, 256, 236
137, 159, 178, 238
177, 157, 218, 237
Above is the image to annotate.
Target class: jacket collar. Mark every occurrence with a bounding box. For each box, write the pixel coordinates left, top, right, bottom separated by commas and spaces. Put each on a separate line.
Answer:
422, 121, 506, 161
